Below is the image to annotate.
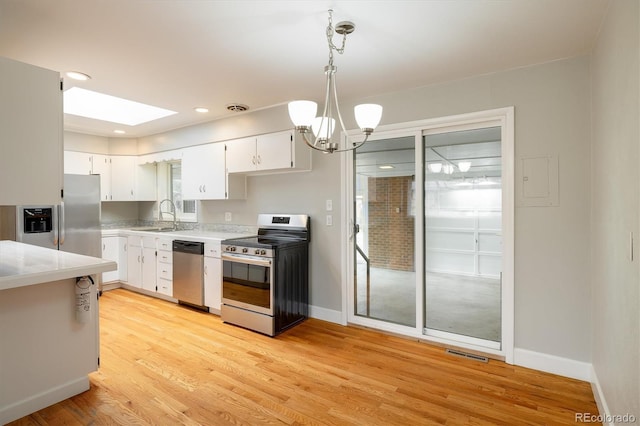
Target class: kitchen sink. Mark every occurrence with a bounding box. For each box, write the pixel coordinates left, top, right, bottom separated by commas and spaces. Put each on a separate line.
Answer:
136, 227, 177, 233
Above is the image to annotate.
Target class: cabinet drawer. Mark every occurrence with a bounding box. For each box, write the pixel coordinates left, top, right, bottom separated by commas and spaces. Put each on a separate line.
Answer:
157, 262, 173, 280
204, 241, 221, 258
157, 278, 173, 297
157, 238, 173, 251
157, 250, 173, 264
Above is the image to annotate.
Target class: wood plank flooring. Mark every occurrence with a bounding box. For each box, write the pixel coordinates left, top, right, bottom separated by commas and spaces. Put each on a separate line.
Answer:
10, 289, 598, 425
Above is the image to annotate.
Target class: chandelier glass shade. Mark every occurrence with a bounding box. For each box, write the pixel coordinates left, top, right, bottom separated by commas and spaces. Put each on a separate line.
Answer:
288, 10, 383, 154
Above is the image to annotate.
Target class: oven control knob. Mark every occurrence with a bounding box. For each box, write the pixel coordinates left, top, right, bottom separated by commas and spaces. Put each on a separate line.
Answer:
230, 246, 236, 252
260, 249, 266, 255
242, 248, 248, 253
254, 249, 260, 255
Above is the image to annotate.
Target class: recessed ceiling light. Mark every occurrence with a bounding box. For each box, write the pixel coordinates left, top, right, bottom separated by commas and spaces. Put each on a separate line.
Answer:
63, 87, 177, 126
65, 71, 91, 81
378, 165, 395, 169
113, 130, 126, 134
194, 107, 209, 113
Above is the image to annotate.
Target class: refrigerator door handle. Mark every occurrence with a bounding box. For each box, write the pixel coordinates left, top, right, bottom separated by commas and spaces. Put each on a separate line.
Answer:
53, 204, 59, 246
59, 202, 66, 245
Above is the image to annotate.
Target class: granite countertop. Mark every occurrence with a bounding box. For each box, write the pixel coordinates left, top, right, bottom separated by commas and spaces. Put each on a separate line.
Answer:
102, 228, 256, 243
0, 240, 117, 291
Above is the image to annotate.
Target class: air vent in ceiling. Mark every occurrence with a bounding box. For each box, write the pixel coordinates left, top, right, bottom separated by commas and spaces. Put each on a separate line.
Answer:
226, 103, 249, 112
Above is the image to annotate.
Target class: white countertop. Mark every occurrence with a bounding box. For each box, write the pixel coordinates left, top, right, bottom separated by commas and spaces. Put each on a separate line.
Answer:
102, 228, 255, 243
0, 240, 117, 291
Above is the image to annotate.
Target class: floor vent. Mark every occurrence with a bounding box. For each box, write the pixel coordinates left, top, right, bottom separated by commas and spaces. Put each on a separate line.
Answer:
445, 348, 489, 363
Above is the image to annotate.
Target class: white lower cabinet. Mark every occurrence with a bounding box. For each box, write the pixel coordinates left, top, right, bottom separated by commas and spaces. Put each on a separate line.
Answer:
102, 235, 128, 283
127, 236, 156, 291
204, 241, 222, 312
156, 238, 173, 297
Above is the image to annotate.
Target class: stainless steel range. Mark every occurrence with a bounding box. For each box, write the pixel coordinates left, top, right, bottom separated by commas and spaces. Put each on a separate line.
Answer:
221, 214, 310, 336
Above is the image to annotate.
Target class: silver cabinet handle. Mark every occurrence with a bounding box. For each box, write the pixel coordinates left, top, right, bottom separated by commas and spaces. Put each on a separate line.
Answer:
59, 201, 65, 245
257, 155, 261, 164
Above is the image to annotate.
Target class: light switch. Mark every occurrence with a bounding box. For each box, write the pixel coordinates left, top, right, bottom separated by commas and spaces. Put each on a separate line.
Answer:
326, 215, 333, 226
326, 199, 333, 211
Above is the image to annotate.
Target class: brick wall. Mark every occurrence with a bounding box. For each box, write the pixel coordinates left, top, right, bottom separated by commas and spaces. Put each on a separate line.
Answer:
367, 176, 415, 271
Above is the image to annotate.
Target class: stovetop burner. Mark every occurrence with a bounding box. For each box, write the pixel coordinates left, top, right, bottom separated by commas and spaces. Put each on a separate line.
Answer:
221, 214, 310, 258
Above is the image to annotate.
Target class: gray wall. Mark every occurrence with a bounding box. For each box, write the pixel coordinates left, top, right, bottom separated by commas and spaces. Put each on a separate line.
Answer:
350, 56, 592, 362
591, 0, 640, 418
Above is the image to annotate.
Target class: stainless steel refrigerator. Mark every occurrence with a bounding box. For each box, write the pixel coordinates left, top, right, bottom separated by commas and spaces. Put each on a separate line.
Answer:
15, 174, 101, 259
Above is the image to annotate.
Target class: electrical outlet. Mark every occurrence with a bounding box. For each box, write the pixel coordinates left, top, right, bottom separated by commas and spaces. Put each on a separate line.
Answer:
225, 212, 232, 222
326, 199, 333, 211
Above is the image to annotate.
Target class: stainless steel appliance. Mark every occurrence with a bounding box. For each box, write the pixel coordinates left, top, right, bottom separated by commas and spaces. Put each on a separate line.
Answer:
16, 174, 101, 259
173, 240, 206, 310
221, 214, 310, 336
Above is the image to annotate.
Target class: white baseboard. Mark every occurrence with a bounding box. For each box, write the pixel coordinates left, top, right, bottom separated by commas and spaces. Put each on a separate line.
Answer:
0, 376, 89, 425
513, 348, 591, 381
309, 305, 342, 324
590, 365, 614, 425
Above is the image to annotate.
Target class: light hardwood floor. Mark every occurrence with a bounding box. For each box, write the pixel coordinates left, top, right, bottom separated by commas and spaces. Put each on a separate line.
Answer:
10, 289, 598, 425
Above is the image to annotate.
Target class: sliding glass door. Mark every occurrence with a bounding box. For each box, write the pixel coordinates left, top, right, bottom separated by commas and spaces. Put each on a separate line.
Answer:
423, 127, 502, 348
354, 136, 416, 326
347, 108, 514, 359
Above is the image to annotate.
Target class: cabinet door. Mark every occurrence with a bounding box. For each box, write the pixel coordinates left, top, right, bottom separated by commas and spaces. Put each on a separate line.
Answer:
256, 131, 293, 171
110, 156, 136, 201
0, 57, 62, 205
101, 236, 120, 283
182, 143, 227, 200
127, 243, 142, 288
226, 137, 257, 173
64, 151, 92, 175
91, 154, 112, 201
141, 246, 157, 292
135, 163, 157, 201
204, 256, 222, 311
118, 237, 128, 282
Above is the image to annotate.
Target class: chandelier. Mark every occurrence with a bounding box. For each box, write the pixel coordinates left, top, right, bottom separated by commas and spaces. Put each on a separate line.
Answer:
288, 10, 383, 154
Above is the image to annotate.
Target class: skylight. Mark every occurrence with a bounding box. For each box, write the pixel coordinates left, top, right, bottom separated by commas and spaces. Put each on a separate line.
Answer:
63, 87, 177, 126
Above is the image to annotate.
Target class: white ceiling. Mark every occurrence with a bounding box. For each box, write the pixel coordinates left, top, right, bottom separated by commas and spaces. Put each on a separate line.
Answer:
0, 0, 609, 139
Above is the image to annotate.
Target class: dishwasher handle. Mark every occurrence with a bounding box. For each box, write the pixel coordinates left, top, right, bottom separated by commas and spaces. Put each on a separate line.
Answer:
172, 240, 204, 255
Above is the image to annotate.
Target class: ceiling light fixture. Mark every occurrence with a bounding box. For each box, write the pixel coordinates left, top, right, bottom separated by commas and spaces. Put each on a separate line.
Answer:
428, 163, 442, 173
458, 161, 472, 172
288, 9, 383, 154
194, 107, 209, 113
113, 130, 126, 134
65, 71, 91, 81
379, 165, 395, 169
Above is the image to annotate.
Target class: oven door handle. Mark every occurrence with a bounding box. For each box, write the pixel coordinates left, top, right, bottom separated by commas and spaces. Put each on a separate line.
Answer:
222, 253, 272, 267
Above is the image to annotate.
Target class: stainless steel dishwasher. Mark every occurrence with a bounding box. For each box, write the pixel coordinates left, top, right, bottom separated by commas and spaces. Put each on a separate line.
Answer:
172, 240, 207, 310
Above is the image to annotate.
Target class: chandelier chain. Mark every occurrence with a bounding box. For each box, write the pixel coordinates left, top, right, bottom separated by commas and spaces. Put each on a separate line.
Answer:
326, 9, 348, 66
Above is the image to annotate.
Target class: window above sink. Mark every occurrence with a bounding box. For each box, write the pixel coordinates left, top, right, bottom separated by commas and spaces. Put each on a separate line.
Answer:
157, 161, 197, 223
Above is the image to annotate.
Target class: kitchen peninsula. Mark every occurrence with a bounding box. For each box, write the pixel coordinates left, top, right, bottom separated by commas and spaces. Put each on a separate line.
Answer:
0, 240, 116, 424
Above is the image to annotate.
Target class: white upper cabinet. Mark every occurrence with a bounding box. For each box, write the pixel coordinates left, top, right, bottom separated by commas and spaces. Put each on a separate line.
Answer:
225, 136, 257, 173
110, 156, 136, 201
0, 57, 62, 205
226, 130, 311, 174
64, 151, 93, 175
64, 152, 157, 202
110, 156, 157, 202
182, 143, 243, 200
91, 154, 112, 201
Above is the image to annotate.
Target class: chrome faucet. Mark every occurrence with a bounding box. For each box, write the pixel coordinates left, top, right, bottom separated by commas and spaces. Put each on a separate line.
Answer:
159, 198, 178, 230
